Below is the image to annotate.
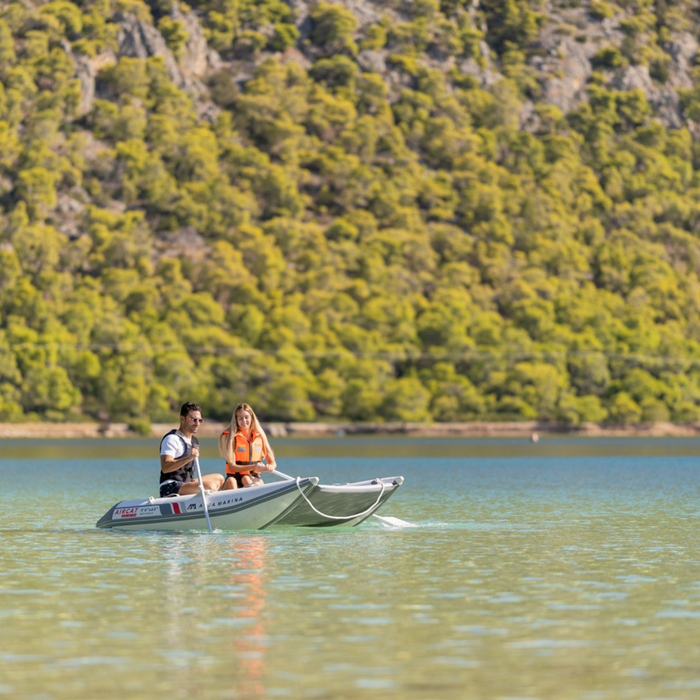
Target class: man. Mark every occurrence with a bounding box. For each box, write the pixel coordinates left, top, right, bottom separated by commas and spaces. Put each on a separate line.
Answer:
159, 402, 225, 497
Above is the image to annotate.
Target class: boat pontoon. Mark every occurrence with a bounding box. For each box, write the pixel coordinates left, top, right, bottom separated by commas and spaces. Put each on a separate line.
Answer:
270, 474, 404, 527
96, 477, 319, 531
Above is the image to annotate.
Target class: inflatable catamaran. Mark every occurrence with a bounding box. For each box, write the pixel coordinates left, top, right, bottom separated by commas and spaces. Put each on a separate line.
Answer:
96, 473, 404, 531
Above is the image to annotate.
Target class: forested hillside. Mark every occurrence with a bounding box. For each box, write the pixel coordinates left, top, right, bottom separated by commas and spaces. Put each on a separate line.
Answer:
3, 0, 700, 427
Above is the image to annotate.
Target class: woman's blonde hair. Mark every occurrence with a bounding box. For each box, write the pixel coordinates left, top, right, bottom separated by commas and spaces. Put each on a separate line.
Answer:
219, 403, 275, 465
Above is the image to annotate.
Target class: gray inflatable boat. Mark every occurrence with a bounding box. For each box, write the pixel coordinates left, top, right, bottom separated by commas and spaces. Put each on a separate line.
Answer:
96, 473, 404, 531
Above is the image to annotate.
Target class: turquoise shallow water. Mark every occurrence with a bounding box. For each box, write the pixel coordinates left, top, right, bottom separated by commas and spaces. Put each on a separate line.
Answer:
1, 438, 699, 699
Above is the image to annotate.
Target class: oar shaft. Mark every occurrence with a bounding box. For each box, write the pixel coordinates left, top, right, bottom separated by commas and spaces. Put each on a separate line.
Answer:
194, 455, 213, 533
272, 469, 294, 480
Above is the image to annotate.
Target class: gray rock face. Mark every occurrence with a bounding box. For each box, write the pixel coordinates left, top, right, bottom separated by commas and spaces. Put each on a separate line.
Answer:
286, 0, 310, 22
53, 192, 88, 239
114, 11, 184, 87
63, 0, 700, 135
56, 194, 88, 216
534, 38, 592, 115
459, 57, 501, 87
597, 33, 697, 129
525, 9, 697, 129
342, 0, 382, 26
157, 226, 208, 259
609, 63, 655, 92
74, 54, 96, 117
60, 40, 115, 117
207, 48, 224, 72
357, 49, 386, 74
113, 11, 220, 121
288, 0, 312, 40
458, 41, 502, 87
663, 33, 698, 89
526, 9, 618, 117
610, 65, 684, 128
176, 9, 210, 78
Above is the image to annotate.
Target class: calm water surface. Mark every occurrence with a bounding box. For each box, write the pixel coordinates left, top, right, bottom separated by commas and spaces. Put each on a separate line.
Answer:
1, 437, 699, 699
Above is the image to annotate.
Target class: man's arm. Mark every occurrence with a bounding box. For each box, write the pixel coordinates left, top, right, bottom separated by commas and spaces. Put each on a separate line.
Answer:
160, 444, 200, 473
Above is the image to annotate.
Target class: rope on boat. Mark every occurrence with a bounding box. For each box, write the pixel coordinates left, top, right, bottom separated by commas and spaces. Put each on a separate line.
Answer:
293, 476, 386, 521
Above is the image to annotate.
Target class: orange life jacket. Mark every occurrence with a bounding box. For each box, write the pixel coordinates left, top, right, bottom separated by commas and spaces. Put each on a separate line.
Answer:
223, 429, 264, 475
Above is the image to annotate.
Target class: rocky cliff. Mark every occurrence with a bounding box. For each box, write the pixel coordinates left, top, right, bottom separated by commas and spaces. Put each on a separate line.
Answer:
3, 0, 700, 426
64, 0, 700, 134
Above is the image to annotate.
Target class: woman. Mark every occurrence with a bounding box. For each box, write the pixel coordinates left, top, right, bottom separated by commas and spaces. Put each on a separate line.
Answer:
220, 403, 276, 489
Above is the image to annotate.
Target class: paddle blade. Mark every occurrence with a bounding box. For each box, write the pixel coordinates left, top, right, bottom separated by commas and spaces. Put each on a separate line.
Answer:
372, 515, 416, 528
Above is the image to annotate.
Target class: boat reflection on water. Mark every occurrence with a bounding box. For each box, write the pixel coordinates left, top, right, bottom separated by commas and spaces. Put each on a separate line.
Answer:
158, 535, 269, 697
225, 535, 269, 699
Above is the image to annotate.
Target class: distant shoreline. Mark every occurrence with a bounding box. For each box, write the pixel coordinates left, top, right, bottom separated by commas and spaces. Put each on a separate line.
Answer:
2, 421, 700, 439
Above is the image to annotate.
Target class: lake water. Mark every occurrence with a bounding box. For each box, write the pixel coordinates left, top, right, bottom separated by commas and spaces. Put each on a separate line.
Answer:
1, 437, 700, 699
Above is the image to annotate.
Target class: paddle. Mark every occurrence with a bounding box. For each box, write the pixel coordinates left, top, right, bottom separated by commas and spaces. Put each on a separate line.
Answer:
194, 455, 213, 533
372, 514, 416, 528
